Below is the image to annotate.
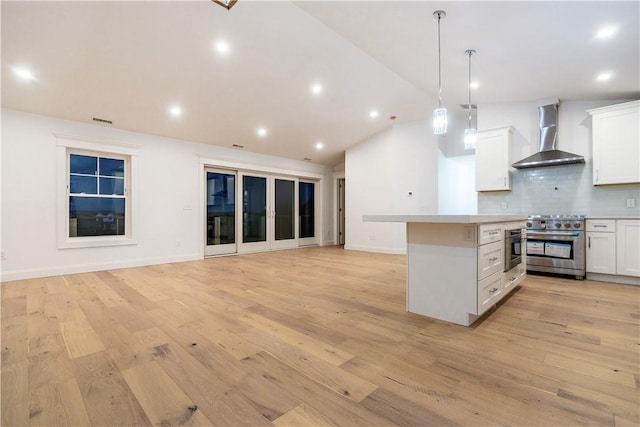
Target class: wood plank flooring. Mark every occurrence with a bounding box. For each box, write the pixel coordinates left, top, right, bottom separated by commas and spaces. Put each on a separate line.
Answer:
2, 246, 639, 426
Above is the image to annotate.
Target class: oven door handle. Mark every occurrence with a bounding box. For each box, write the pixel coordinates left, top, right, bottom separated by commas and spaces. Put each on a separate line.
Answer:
526, 231, 579, 238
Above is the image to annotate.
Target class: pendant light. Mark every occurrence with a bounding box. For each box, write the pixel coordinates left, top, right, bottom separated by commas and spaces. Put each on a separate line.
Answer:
432, 10, 447, 135
464, 49, 477, 149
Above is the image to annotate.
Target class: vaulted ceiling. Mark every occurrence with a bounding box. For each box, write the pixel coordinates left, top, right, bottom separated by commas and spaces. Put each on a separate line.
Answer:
2, 1, 638, 165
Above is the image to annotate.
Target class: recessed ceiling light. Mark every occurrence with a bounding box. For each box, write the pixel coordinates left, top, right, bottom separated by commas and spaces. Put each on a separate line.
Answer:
257, 127, 268, 137
311, 83, 323, 95
215, 40, 230, 55
596, 26, 617, 39
369, 110, 379, 119
315, 142, 324, 150
470, 81, 479, 89
13, 67, 35, 81
169, 105, 182, 117
596, 72, 613, 82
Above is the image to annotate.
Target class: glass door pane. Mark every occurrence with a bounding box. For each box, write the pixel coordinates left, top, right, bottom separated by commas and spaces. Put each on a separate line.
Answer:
242, 175, 267, 243
275, 179, 295, 240
299, 181, 315, 239
205, 170, 236, 256
271, 176, 298, 250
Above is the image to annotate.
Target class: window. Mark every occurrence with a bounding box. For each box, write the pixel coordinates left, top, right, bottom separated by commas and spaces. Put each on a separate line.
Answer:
56, 133, 138, 249
68, 153, 127, 237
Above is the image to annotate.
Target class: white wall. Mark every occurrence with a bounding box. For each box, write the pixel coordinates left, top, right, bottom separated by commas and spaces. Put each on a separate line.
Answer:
344, 120, 438, 254
1, 109, 333, 281
437, 153, 477, 214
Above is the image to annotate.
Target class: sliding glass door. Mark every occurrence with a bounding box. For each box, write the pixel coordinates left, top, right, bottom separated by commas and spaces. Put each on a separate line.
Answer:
204, 169, 237, 256
205, 168, 314, 256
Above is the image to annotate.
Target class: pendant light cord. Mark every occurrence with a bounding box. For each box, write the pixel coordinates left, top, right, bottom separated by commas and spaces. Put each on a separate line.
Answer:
468, 51, 472, 127
437, 13, 442, 108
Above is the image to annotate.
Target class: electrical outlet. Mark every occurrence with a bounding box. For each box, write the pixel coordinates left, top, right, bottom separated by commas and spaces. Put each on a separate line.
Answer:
626, 199, 636, 208
369, 235, 376, 241
0, 252, 5, 260
463, 226, 475, 242
501, 202, 508, 210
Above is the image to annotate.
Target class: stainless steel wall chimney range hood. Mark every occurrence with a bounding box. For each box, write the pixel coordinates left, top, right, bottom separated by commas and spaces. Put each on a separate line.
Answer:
512, 103, 585, 169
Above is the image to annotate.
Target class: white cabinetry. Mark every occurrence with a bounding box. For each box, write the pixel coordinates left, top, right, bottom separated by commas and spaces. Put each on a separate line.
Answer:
586, 220, 616, 275
404, 219, 526, 326
586, 219, 640, 284
475, 127, 513, 192
617, 220, 640, 277
588, 100, 640, 185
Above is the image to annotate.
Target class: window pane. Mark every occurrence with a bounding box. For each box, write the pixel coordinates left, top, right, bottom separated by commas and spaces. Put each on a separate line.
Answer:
69, 196, 125, 237
99, 158, 124, 177
70, 154, 97, 175
99, 177, 124, 195
299, 182, 315, 238
242, 176, 266, 243
207, 172, 236, 245
70, 175, 97, 194
275, 179, 295, 240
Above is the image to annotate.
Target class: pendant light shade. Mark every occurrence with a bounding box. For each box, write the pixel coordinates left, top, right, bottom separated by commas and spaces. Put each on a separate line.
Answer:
433, 10, 447, 135
464, 49, 477, 149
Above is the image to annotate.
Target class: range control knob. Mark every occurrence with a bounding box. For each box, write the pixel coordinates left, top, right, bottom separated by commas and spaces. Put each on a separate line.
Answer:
526, 222, 532, 228
574, 223, 581, 229
555, 223, 562, 228
564, 223, 571, 228
541, 224, 547, 229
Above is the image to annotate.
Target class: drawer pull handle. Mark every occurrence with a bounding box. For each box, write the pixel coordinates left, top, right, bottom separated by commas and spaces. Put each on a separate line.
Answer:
593, 224, 608, 228
489, 287, 499, 294
489, 257, 499, 262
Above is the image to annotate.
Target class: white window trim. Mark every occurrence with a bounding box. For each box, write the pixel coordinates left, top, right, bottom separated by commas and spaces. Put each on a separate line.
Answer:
56, 133, 139, 249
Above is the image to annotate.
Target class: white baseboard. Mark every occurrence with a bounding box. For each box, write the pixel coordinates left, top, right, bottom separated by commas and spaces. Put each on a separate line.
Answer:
1, 253, 201, 282
344, 244, 406, 255
586, 272, 640, 286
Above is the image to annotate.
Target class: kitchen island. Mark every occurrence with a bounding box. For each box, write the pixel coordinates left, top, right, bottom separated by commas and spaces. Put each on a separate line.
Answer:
363, 214, 528, 326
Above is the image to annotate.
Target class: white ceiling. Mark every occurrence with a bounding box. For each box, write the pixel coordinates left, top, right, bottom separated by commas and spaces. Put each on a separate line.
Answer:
2, 1, 638, 166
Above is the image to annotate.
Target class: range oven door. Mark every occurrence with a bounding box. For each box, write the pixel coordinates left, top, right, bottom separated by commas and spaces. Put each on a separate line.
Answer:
525, 230, 585, 274
504, 229, 522, 271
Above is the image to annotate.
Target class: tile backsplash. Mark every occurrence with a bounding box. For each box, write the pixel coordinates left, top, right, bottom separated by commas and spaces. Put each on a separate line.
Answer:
478, 162, 640, 217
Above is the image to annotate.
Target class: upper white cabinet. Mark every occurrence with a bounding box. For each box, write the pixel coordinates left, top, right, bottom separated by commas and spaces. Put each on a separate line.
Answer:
475, 126, 513, 192
588, 100, 640, 186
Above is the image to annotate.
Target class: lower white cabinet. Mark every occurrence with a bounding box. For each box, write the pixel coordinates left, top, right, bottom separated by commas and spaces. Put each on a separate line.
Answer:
586, 219, 640, 280
617, 220, 640, 277
586, 220, 616, 275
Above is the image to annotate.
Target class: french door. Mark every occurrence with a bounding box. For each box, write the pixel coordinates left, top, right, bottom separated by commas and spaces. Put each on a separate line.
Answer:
205, 168, 316, 256
238, 172, 299, 253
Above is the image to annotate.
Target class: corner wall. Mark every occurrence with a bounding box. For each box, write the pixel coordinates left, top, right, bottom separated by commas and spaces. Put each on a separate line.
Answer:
344, 120, 438, 254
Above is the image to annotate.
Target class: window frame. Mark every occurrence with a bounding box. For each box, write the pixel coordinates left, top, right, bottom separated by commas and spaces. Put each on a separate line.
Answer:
56, 133, 139, 249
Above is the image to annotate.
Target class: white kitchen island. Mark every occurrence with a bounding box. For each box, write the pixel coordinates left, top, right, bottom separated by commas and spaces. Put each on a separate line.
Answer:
363, 215, 528, 326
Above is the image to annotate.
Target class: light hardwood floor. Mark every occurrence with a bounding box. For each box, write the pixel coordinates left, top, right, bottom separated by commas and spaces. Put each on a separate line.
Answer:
2, 246, 639, 426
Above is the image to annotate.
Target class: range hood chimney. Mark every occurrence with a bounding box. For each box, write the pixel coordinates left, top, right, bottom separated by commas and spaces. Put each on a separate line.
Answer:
512, 102, 585, 169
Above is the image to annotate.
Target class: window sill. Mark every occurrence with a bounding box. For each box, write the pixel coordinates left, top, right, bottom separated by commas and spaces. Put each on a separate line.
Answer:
58, 236, 137, 250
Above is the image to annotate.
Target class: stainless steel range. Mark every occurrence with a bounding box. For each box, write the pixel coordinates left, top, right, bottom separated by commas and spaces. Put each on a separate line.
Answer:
526, 215, 586, 279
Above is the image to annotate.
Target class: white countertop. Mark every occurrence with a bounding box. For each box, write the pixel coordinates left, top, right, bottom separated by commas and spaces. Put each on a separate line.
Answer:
586, 216, 640, 220
363, 214, 528, 224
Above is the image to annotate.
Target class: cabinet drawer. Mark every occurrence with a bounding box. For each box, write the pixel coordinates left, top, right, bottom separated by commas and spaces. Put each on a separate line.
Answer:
478, 240, 503, 280
479, 224, 504, 245
478, 271, 503, 315
586, 219, 616, 232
